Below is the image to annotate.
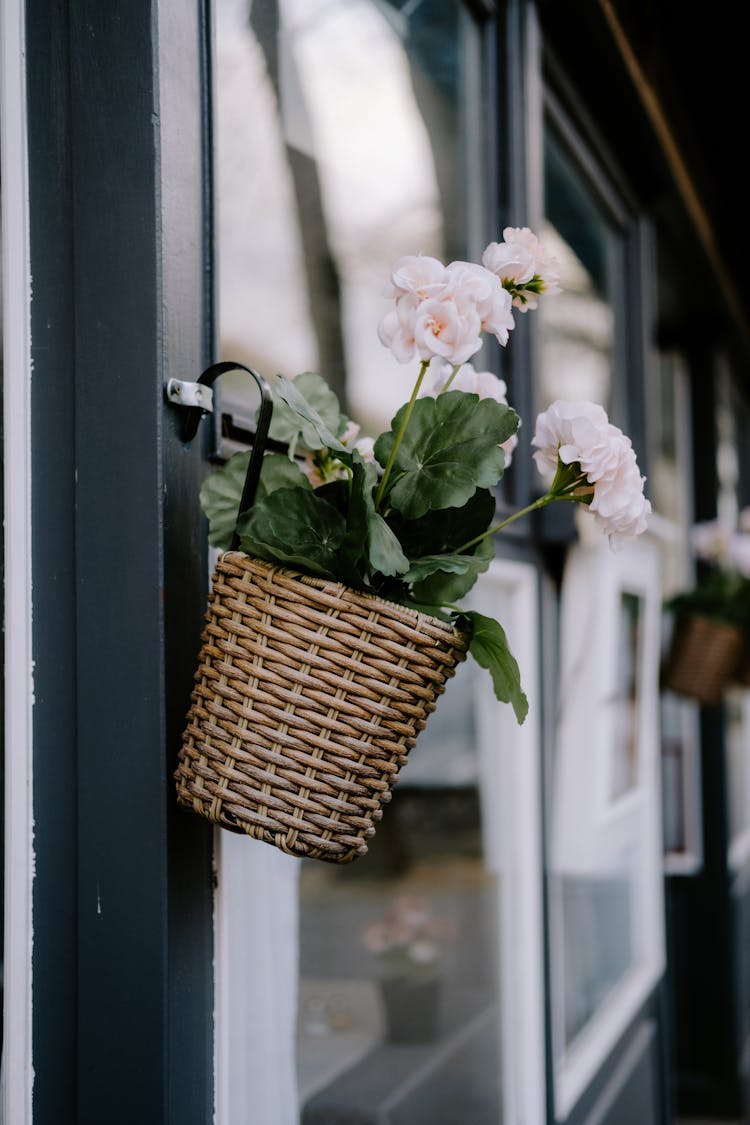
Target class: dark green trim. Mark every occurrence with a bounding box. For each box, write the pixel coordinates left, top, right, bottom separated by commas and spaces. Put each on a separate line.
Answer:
28, 0, 214, 1120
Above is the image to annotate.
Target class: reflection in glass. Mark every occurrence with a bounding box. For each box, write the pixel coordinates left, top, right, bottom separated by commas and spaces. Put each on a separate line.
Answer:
557, 851, 635, 1046
661, 721, 686, 855
650, 352, 684, 525
538, 129, 624, 423
296, 662, 503, 1123
610, 593, 642, 800
215, 0, 473, 441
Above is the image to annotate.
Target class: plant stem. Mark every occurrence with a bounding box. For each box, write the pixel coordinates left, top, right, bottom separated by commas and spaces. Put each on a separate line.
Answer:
375, 359, 430, 510
456, 493, 554, 552
437, 364, 461, 394
455, 465, 593, 553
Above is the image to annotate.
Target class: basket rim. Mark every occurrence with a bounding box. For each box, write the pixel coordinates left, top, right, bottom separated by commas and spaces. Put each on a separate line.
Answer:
218, 550, 469, 644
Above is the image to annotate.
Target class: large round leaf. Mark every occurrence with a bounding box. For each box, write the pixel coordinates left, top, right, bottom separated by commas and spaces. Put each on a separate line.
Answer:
374, 391, 518, 518
238, 487, 346, 577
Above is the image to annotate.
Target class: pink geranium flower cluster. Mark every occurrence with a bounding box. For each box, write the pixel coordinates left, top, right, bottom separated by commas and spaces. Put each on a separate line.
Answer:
531, 400, 651, 549
377, 228, 651, 551
378, 226, 561, 367
691, 516, 750, 577
360, 895, 456, 981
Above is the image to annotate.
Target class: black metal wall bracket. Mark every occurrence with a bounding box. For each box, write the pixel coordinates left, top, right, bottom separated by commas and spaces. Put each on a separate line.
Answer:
166, 360, 274, 548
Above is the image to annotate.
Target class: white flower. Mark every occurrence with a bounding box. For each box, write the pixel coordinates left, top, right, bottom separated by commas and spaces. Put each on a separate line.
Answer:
408, 940, 440, 965
353, 435, 376, 463
379, 289, 483, 367
532, 400, 651, 549
377, 295, 420, 363
690, 519, 734, 564
532, 400, 609, 476
340, 420, 361, 446
360, 922, 391, 955
388, 254, 448, 300
298, 453, 327, 489
412, 296, 483, 366
482, 226, 561, 311
379, 252, 518, 365
339, 420, 377, 466
445, 261, 515, 346
421, 362, 519, 466
727, 535, 750, 578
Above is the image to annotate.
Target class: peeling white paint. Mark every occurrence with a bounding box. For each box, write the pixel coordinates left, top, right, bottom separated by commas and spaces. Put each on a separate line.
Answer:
1, 0, 35, 1119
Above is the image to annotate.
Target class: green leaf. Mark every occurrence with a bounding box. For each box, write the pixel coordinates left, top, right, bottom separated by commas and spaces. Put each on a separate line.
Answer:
335, 457, 373, 586
404, 549, 490, 583
199, 451, 311, 549
341, 455, 409, 580
314, 478, 350, 515
411, 537, 494, 605
271, 373, 349, 455
368, 512, 410, 577
237, 487, 346, 578
462, 609, 528, 724
332, 454, 411, 585
391, 489, 496, 558
257, 453, 313, 498
374, 391, 518, 519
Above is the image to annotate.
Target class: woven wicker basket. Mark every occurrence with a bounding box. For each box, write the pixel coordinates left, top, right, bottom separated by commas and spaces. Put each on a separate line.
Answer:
174, 552, 468, 863
662, 613, 744, 705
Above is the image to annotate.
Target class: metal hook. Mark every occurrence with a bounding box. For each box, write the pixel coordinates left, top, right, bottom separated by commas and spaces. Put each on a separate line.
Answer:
167, 361, 274, 549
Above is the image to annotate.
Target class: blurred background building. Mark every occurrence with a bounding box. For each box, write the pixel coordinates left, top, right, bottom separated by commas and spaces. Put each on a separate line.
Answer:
4, 1, 750, 1123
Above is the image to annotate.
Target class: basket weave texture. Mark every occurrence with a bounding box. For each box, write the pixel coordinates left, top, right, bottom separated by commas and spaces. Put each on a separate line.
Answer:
662, 613, 744, 705
174, 552, 469, 863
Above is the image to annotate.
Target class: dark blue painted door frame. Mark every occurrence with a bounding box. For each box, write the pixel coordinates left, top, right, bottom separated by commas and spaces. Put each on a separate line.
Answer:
27, 1, 215, 1121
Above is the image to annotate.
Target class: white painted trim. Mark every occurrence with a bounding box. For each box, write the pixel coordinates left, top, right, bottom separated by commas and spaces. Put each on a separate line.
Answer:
213, 830, 300, 1125
475, 559, 546, 1125
550, 538, 665, 1120
1, 0, 34, 1120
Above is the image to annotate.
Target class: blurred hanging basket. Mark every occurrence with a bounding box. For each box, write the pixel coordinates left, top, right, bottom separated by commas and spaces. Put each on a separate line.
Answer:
661, 613, 744, 705
172, 362, 467, 864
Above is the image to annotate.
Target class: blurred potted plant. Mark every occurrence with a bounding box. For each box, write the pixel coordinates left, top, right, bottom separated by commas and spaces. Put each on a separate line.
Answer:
360, 894, 456, 1043
663, 515, 750, 703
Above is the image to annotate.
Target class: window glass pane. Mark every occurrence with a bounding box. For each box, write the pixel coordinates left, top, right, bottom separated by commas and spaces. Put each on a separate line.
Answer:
297, 658, 504, 1123
212, 4, 511, 1121
537, 129, 625, 424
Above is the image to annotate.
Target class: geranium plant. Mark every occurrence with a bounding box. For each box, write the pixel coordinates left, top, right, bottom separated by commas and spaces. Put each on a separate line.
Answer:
201, 227, 651, 724
360, 895, 455, 985
666, 514, 750, 630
